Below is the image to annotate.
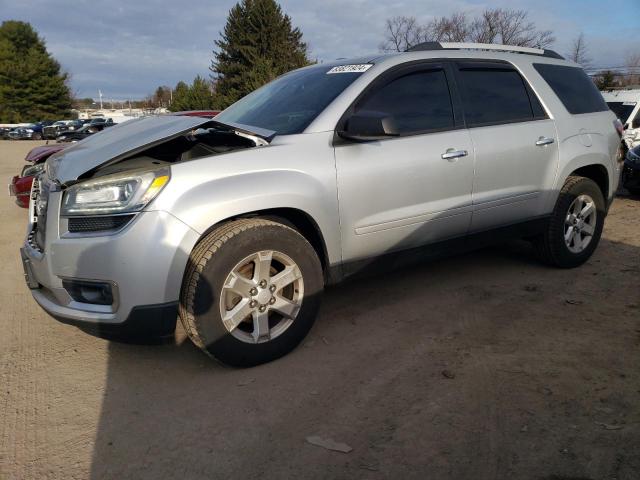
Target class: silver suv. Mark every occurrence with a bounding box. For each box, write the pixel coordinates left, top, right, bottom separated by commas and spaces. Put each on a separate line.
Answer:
22, 42, 621, 366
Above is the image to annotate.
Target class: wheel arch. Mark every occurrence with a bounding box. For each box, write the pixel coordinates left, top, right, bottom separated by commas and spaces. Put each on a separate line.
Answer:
570, 164, 609, 201
195, 207, 331, 280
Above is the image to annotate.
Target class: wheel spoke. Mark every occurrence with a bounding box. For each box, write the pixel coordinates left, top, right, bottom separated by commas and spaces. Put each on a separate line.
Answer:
271, 295, 300, 319
580, 202, 595, 219
572, 197, 583, 215
221, 298, 253, 331
271, 265, 302, 292
564, 226, 575, 244
253, 251, 273, 283
572, 231, 583, 250
224, 271, 255, 297
251, 310, 270, 343
581, 222, 594, 236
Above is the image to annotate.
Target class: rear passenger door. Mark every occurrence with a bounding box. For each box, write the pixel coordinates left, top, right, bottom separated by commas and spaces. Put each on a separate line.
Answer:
453, 61, 559, 231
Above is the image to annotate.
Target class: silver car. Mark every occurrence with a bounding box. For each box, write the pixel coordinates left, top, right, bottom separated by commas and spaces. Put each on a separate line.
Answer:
22, 42, 621, 366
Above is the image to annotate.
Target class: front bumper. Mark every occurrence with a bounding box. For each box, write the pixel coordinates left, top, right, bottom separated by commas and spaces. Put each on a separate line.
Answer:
22, 192, 200, 335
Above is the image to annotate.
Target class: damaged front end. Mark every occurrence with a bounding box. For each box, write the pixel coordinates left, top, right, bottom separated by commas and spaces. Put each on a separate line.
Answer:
41, 115, 275, 221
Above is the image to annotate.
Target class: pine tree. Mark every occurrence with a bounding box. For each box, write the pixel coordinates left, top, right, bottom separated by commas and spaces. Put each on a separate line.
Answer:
187, 76, 215, 110
169, 81, 191, 111
0, 21, 72, 122
211, 0, 311, 108
168, 77, 215, 111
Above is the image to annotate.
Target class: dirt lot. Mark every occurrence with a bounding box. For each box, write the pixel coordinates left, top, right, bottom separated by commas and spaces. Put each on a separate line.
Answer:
0, 140, 639, 480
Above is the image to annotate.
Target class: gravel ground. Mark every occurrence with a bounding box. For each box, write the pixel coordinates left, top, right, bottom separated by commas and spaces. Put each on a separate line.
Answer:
1, 140, 639, 480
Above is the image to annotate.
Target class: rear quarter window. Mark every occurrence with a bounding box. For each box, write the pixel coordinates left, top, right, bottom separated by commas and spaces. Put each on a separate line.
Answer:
533, 63, 608, 115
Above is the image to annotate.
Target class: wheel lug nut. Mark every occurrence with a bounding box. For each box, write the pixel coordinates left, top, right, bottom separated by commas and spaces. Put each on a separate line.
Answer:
259, 305, 266, 312
269, 296, 276, 305
269, 285, 276, 293
250, 288, 258, 296
259, 280, 267, 288
250, 300, 257, 308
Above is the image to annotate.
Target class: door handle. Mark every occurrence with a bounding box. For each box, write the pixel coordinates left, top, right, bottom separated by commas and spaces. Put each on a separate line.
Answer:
441, 149, 468, 161
535, 136, 555, 146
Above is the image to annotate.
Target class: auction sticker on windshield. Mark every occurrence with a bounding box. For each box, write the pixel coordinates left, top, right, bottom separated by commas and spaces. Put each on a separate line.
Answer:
327, 64, 373, 74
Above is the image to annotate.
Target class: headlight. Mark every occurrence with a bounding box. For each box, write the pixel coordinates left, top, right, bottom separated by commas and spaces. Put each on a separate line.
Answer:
21, 163, 45, 177
61, 168, 170, 216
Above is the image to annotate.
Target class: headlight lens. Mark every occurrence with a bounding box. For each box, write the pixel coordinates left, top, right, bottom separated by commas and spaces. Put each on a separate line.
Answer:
61, 168, 170, 216
21, 163, 45, 177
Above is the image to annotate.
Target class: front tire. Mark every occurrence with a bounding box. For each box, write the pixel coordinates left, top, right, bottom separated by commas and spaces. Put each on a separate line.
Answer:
179, 219, 323, 367
534, 176, 605, 268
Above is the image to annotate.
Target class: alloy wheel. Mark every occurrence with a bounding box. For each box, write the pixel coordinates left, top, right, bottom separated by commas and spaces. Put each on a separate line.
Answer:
219, 250, 304, 344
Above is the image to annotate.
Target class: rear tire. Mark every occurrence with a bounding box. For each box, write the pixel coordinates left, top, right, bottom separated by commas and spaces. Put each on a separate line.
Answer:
534, 176, 605, 268
179, 219, 323, 367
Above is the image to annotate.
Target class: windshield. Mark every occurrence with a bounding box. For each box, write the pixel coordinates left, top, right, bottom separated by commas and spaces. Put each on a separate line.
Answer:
214, 64, 368, 135
607, 101, 636, 122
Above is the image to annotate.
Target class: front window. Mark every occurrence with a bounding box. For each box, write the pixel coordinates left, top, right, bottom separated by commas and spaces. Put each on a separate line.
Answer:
354, 69, 454, 134
607, 102, 636, 123
215, 64, 368, 135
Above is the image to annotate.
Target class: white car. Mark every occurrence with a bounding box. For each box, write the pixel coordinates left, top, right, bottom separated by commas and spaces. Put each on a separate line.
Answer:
602, 89, 640, 149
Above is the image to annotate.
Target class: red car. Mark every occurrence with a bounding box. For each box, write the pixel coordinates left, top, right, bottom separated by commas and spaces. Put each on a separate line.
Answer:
9, 144, 66, 208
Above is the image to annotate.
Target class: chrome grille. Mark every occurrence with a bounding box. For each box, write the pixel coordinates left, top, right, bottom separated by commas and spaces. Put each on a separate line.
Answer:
29, 177, 50, 251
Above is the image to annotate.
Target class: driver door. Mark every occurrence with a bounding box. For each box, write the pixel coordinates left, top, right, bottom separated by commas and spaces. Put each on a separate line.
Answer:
334, 63, 475, 263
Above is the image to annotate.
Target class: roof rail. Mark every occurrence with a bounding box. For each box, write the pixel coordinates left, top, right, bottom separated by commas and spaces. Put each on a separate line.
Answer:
406, 41, 564, 60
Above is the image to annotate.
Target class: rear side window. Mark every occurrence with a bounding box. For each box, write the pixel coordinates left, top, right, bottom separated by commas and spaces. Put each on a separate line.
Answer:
533, 63, 608, 114
456, 67, 539, 126
355, 69, 454, 134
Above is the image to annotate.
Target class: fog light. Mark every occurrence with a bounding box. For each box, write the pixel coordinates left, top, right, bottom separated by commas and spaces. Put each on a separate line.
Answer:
62, 279, 114, 305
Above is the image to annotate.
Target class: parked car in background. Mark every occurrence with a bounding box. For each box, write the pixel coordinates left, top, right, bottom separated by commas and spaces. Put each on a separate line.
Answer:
42, 120, 82, 139
56, 123, 111, 142
21, 43, 620, 366
0, 126, 13, 139
87, 117, 115, 127
8, 126, 37, 140
29, 120, 54, 140
622, 144, 640, 195
8, 144, 67, 207
602, 90, 640, 151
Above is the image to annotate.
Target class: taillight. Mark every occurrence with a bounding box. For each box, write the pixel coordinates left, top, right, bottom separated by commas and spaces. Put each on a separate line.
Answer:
614, 118, 624, 137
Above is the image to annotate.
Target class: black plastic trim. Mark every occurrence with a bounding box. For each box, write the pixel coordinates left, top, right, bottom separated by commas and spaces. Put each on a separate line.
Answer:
50, 301, 178, 340
327, 216, 550, 284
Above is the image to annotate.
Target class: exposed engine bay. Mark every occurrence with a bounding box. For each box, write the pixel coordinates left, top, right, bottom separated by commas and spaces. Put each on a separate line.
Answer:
94, 128, 259, 178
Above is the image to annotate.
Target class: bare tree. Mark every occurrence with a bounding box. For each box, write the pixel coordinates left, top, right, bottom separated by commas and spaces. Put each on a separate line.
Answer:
381, 8, 555, 53
469, 9, 554, 48
427, 12, 469, 42
379, 16, 427, 52
625, 51, 640, 86
567, 32, 590, 67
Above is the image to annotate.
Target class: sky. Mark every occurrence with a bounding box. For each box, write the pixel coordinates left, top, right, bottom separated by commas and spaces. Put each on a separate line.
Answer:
1, 0, 638, 100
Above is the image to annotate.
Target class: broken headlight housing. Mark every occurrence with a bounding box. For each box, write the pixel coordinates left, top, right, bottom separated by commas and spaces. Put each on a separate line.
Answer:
61, 168, 170, 216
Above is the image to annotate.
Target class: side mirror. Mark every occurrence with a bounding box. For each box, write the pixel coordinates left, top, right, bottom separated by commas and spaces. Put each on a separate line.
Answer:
338, 111, 399, 141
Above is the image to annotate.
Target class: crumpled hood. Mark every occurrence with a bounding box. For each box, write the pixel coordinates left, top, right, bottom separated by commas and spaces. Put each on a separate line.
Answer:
25, 144, 66, 163
47, 115, 212, 184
